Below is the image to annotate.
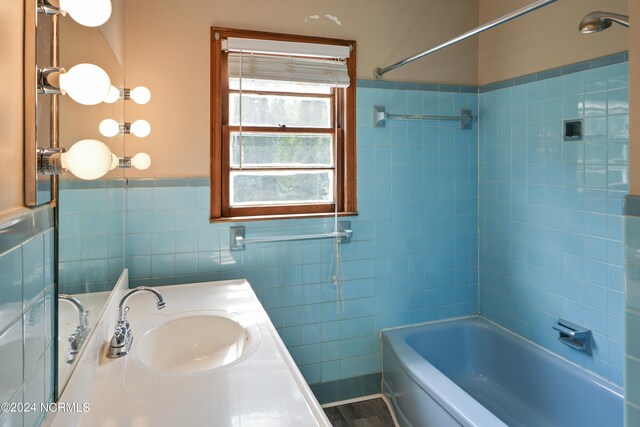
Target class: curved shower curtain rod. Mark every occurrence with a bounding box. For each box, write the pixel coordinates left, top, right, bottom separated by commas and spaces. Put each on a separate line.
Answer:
373, 0, 559, 79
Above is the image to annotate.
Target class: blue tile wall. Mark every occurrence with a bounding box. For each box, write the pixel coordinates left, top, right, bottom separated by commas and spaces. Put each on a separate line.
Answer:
59, 85, 479, 388
624, 209, 640, 424
479, 62, 628, 385
57, 55, 627, 401
0, 207, 55, 427
58, 186, 125, 294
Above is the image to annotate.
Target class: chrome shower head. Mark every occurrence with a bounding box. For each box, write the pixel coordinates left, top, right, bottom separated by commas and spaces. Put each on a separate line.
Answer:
579, 11, 629, 34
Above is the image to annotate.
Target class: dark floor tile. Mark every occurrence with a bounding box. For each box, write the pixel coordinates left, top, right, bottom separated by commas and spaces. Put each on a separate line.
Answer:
324, 397, 395, 427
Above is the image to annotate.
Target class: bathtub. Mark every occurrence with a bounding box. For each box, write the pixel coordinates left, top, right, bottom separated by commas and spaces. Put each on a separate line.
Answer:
382, 317, 623, 427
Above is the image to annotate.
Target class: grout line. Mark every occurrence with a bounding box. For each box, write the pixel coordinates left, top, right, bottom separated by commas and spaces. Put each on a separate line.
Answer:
476, 86, 481, 315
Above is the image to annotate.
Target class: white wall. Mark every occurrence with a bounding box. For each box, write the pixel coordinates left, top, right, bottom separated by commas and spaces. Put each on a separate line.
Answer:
478, 0, 628, 85
124, 0, 479, 178
0, 0, 25, 211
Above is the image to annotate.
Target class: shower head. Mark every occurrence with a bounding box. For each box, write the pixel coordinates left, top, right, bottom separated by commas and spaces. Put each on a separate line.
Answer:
579, 11, 629, 33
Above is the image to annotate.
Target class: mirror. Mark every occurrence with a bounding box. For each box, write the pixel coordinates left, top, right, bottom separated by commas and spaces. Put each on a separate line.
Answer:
56, 0, 126, 394
33, 9, 53, 206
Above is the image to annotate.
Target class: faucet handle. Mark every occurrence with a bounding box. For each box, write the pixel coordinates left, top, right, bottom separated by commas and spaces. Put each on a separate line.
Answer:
119, 305, 130, 322
69, 327, 80, 343
113, 307, 130, 340
110, 318, 130, 347
108, 286, 165, 359
81, 310, 90, 326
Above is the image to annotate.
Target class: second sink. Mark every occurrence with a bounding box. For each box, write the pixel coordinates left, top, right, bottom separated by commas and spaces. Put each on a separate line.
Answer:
135, 311, 261, 373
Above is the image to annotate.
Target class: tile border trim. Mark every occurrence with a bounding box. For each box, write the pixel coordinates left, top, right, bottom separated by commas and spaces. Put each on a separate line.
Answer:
128, 177, 209, 188
59, 178, 209, 190
0, 205, 53, 255
623, 195, 640, 217
479, 51, 628, 93
58, 179, 126, 190
356, 80, 477, 93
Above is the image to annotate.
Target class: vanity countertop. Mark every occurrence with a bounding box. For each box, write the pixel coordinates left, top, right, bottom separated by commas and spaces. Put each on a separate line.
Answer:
49, 279, 330, 427
58, 291, 110, 390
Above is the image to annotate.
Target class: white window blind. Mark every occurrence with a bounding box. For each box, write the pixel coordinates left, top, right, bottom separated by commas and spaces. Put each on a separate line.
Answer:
228, 53, 350, 88
223, 37, 350, 59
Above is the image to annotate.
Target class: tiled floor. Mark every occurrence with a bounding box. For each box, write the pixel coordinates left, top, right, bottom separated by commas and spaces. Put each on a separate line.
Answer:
323, 397, 396, 427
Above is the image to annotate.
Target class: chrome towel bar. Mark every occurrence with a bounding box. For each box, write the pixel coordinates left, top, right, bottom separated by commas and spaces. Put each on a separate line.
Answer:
373, 106, 475, 129
230, 221, 352, 251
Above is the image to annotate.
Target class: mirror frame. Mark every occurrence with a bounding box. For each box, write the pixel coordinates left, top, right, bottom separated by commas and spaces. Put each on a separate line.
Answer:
24, 0, 58, 207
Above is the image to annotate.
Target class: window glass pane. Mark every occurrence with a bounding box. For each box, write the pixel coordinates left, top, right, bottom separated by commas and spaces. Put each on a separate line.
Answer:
229, 78, 331, 94
230, 171, 333, 206
231, 132, 333, 168
229, 93, 331, 128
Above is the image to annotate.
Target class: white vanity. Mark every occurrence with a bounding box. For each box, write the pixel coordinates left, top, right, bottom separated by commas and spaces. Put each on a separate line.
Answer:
46, 272, 330, 426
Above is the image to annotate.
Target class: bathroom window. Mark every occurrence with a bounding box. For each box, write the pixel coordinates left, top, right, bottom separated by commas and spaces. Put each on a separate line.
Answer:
210, 27, 357, 221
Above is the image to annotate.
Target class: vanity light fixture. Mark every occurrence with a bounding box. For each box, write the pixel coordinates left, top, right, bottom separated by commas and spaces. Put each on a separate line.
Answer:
38, 139, 114, 180
38, 0, 112, 27
39, 63, 111, 105
110, 153, 152, 171
104, 85, 152, 104
99, 119, 151, 138
25, 0, 116, 204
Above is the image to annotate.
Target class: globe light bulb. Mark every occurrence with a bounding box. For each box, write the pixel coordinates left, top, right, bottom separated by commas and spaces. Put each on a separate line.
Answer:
130, 120, 151, 138
109, 153, 120, 170
58, 64, 111, 105
131, 153, 152, 170
99, 119, 120, 137
103, 85, 120, 104
60, 139, 113, 180
130, 86, 151, 104
58, 0, 112, 27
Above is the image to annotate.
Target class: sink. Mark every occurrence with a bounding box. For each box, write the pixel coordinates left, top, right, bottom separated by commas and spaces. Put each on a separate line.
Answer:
134, 311, 261, 373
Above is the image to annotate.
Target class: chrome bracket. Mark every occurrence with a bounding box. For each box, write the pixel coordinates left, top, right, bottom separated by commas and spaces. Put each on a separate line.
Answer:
460, 109, 474, 130
37, 146, 65, 175
37, 67, 64, 95
118, 157, 132, 168
119, 88, 130, 100
37, 0, 61, 15
372, 106, 386, 128
230, 226, 246, 251
119, 122, 132, 134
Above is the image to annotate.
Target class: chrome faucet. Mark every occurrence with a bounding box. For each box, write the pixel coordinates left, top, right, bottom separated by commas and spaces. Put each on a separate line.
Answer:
107, 286, 166, 359
59, 294, 91, 364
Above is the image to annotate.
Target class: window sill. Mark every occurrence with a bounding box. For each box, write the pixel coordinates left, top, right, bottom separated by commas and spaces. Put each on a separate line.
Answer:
209, 211, 358, 223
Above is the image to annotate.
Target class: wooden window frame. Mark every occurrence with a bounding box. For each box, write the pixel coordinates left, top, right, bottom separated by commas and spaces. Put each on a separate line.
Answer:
210, 27, 357, 222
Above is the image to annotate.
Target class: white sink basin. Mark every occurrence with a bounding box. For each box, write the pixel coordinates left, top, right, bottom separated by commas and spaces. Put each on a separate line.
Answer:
135, 311, 261, 373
